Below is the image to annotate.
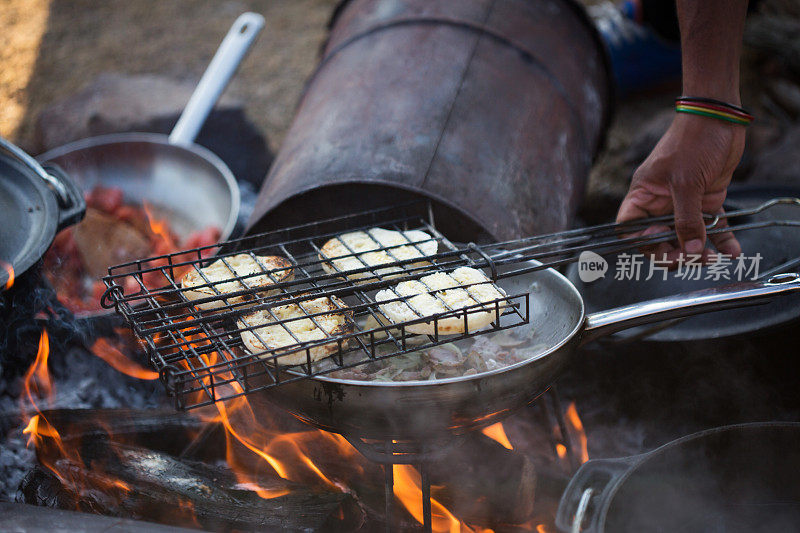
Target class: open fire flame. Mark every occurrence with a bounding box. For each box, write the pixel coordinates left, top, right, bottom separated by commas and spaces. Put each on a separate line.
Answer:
21, 330, 134, 505
19, 319, 591, 531
19, 321, 525, 530
90, 337, 159, 381
142, 201, 178, 254
15, 216, 591, 530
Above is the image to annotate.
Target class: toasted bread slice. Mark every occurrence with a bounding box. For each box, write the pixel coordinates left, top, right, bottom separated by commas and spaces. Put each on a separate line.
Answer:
181, 254, 293, 311
319, 228, 438, 280
375, 266, 507, 335
239, 295, 353, 365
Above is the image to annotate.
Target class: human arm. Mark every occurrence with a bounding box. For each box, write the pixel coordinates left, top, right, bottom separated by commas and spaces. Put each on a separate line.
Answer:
616, 0, 749, 260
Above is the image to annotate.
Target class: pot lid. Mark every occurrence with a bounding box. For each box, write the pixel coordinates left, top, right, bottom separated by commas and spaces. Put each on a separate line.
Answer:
0, 137, 85, 289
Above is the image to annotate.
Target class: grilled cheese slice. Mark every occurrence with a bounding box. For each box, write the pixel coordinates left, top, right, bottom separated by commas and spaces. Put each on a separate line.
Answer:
181, 254, 293, 311
375, 266, 507, 335
319, 228, 438, 280
239, 295, 353, 365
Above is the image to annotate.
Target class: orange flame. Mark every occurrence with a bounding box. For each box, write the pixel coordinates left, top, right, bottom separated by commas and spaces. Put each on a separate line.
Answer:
566, 402, 589, 464
23, 413, 61, 448
20, 331, 75, 488
142, 201, 178, 252
162, 314, 508, 530
90, 338, 159, 380
211, 389, 346, 495
21, 311, 526, 530
481, 422, 513, 450
20, 330, 148, 509
393, 464, 466, 533
1, 260, 13, 290
22, 330, 53, 410
556, 443, 567, 460
113, 479, 131, 493
171, 325, 351, 499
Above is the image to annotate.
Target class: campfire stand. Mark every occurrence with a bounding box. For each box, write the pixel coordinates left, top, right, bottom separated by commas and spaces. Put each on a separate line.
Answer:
342, 386, 579, 532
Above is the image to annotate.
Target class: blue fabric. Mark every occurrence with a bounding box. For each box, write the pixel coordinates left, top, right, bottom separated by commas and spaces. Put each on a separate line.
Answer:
592, 2, 682, 96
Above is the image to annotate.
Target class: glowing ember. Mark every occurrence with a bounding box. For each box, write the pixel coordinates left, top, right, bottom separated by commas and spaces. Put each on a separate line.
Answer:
90, 338, 159, 380
556, 443, 567, 460
481, 422, 513, 450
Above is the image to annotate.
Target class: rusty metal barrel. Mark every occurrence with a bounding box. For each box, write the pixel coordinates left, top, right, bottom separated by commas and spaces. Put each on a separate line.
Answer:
248, 0, 612, 242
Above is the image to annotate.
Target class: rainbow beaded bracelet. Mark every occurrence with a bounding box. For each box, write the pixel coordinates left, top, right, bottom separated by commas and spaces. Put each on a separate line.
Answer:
675, 96, 753, 126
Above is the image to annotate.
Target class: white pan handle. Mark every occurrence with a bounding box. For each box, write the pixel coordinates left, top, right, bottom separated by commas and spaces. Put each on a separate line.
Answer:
581, 272, 800, 345
168, 12, 265, 146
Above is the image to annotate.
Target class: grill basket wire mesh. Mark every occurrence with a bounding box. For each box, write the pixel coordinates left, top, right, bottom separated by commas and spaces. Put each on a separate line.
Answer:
102, 201, 529, 409
101, 198, 800, 409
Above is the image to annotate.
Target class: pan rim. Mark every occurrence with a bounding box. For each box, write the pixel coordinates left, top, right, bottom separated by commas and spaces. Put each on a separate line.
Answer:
0, 155, 60, 283
37, 131, 240, 241
283, 260, 586, 388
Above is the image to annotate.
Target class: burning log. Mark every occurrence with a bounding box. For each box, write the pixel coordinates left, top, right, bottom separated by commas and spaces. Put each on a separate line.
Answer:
25, 438, 362, 532
37, 408, 205, 458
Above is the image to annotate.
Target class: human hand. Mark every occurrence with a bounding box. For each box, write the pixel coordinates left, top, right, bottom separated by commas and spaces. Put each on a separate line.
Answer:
616, 112, 746, 262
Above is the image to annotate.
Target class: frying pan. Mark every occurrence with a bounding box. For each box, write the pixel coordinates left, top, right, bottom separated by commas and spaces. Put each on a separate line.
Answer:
556, 422, 800, 532
38, 12, 265, 243
0, 137, 85, 287
249, 260, 800, 441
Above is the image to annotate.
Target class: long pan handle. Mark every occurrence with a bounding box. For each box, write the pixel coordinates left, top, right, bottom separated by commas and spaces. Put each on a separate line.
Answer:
168, 12, 265, 146
581, 272, 800, 345
555, 456, 637, 533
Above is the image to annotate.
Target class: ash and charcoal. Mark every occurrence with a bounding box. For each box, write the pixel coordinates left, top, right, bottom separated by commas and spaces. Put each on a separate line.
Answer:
1, 265, 164, 501
19, 437, 360, 531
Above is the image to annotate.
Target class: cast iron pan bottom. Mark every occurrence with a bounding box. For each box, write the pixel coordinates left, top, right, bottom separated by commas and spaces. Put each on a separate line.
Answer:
605, 424, 800, 532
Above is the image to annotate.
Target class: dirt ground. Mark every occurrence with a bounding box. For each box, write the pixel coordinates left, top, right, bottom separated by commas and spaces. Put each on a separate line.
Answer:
0, 0, 337, 151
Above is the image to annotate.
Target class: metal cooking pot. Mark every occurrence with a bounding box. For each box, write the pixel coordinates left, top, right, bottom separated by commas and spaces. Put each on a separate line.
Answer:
249, 260, 800, 441
556, 422, 800, 532
0, 137, 85, 288
248, 0, 612, 242
38, 12, 265, 243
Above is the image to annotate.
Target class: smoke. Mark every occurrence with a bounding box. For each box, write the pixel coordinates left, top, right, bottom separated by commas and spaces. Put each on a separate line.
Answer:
558, 330, 800, 458
0, 262, 92, 385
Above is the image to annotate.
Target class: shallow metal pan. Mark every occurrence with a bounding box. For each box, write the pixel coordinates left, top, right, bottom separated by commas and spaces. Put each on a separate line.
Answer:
37, 12, 265, 244
250, 260, 800, 441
